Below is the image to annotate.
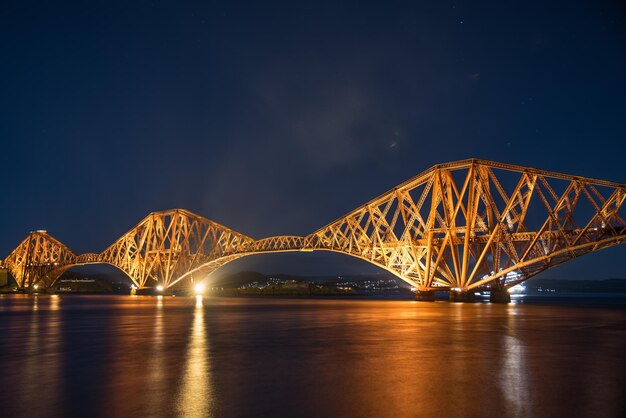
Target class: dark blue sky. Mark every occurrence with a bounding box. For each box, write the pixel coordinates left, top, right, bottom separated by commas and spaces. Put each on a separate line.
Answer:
1, 0, 625, 278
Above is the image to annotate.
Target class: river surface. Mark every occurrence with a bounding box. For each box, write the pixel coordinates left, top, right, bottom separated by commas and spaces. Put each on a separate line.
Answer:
0, 294, 625, 418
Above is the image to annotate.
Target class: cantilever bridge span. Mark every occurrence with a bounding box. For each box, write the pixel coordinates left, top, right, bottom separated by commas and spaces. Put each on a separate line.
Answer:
2, 159, 625, 300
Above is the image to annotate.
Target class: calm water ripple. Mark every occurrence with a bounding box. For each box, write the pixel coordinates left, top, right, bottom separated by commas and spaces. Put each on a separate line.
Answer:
0, 294, 625, 418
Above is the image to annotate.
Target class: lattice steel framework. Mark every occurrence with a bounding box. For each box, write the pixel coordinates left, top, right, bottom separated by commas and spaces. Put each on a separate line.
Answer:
1, 160, 624, 292
305, 159, 626, 292
1, 231, 78, 289
97, 209, 259, 288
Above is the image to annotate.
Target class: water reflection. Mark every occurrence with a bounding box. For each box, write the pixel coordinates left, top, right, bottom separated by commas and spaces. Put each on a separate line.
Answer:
17, 296, 63, 417
176, 296, 214, 417
1, 296, 624, 417
499, 307, 530, 416
45, 296, 63, 415
145, 294, 166, 416
21, 296, 41, 405
50, 294, 60, 310
500, 335, 529, 415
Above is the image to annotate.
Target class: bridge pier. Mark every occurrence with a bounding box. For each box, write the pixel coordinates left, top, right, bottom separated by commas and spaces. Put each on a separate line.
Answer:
489, 289, 511, 304
414, 290, 435, 302
449, 291, 475, 303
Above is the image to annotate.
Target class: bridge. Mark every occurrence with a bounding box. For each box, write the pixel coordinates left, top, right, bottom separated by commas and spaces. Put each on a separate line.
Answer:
1, 159, 625, 302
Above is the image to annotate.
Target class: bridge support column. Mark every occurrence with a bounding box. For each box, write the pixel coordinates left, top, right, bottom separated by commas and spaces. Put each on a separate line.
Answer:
489, 289, 511, 304
415, 290, 435, 302
449, 291, 475, 303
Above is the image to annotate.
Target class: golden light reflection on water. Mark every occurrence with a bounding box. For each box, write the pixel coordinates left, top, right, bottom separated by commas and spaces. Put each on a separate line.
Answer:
50, 294, 60, 310
144, 294, 166, 417
45, 296, 62, 415
1, 296, 625, 418
23, 297, 40, 390
19, 296, 63, 415
498, 306, 530, 416
501, 336, 529, 414
176, 295, 215, 417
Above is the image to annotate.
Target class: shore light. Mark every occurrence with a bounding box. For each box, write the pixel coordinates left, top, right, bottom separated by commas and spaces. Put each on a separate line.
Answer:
194, 283, 205, 295
156, 285, 164, 292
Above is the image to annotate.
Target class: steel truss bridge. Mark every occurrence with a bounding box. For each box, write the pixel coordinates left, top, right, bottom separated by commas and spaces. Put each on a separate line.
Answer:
1, 159, 625, 301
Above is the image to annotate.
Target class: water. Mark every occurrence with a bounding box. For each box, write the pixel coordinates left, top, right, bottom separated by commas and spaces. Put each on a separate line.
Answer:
0, 294, 625, 418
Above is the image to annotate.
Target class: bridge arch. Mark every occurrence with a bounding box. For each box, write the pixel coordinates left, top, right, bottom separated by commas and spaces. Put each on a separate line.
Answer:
169, 232, 626, 293
47, 262, 139, 290
169, 247, 415, 289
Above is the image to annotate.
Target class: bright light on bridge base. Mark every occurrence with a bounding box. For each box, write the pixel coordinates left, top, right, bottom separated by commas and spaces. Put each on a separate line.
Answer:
194, 283, 205, 295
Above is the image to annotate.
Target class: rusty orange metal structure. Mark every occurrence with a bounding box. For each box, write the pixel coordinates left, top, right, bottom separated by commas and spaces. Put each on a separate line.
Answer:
2, 159, 625, 300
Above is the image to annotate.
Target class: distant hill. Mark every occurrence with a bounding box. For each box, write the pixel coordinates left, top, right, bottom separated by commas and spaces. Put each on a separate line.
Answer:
210, 271, 409, 290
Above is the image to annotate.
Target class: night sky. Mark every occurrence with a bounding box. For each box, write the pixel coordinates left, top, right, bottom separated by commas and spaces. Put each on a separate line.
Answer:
1, 0, 625, 279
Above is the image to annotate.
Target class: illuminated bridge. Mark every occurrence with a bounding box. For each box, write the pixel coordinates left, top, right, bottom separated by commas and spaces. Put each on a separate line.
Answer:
1, 159, 625, 302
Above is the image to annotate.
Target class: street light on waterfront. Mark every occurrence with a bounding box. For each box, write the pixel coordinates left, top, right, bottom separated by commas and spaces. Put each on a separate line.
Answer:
194, 283, 205, 295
